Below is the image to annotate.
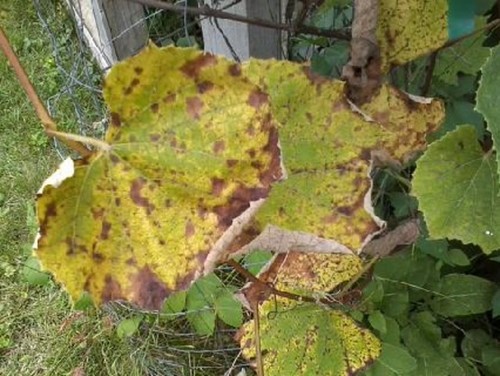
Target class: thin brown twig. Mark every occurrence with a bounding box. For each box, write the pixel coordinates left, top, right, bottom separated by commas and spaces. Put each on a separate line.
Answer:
0, 27, 91, 157
252, 299, 264, 376
131, 0, 350, 40
226, 258, 362, 307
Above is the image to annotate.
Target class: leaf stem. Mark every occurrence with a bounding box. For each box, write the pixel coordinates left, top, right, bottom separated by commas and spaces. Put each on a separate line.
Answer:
226, 258, 353, 307
45, 130, 111, 152
0, 27, 91, 157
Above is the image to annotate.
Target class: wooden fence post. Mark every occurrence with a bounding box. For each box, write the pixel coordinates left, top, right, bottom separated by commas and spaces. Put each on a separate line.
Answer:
66, 0, 148, 70
200, 0, 283, 61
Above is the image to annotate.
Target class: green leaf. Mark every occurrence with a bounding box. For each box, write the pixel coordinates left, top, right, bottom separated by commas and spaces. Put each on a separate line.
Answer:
456, 358, 481, 376
482, 347, 500, 375
380, 290, 409, 318
430, 274, 496, 317
239, 298, 381, 376
116, 315, 143, 338
413, 125, 500, 253
416, 237, 455, 265
188, 273, 222, 305
363, 279, 385, 304
402, 312, 463, 376
186, 309, 216, 336
162, 290, 186, 316
388, 192, 418, 219
214, 289, 243, 328
477, 43, 500, 183
448, 248, 470, 266
461, 329, 497, 360
492, 289, 500, 318
368, 310, 387, 334
436, 101, 485, 140
380, 317, 400, 346
377, 342, 418, 374
435, 17, 490, 85
21, 257, 50, 286
243, 250, 272, 276
185, 274, 220, 335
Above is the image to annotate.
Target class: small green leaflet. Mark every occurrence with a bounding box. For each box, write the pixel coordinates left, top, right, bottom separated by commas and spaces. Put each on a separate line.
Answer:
413, 125, 500, 253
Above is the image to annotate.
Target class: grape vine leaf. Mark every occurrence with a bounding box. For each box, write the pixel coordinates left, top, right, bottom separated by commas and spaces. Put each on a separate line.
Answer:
244, 60, 443, 251
241, 61, 444, 298
477, 43, 500, 181
434, 17, 490, 86
36, 45, 444, 310
413, 125, 500, 253
237, 297, 381, 376
36, 44, 282, 309
377, 0, 448, 72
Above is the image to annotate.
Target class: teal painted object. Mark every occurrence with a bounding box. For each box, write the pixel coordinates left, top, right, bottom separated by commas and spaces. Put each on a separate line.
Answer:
448, 0, 475, 40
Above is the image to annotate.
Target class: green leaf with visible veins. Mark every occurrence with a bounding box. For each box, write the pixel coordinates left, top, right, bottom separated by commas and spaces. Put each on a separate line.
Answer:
413, 125, 500, 253
477, 43, 500, 182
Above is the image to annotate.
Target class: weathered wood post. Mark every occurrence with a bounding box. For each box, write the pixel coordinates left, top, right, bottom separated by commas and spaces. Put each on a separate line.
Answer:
66, 0, 148, 70
200, 0, 283, 61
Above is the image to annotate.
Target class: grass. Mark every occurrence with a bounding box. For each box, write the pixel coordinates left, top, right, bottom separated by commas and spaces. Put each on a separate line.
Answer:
0, 2, 245, 375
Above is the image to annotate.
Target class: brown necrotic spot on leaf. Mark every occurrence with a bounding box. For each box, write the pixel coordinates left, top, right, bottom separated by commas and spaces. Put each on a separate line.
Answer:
100, 221, 112, 240
186, 96, 203, 120
132, 266, 170, 310
110, 112, 121, 127
124, 78, 140, 95
129, 177, 155, 214
197, 80, 214, 94
211, 178, 226, 197
212, 140, 225, 154
150, 103, 159, 113
259, 126, 282, 185
134, 67, 143, 75
226, 159, 238, 168
163, 93, 176, 103
229, 63, 241, 77
180, 53, 217, 78
90, 208, 105, 220
150, 133, 161, 142
102, 275, 124, 303
247, 89, 269, 109
302, 66, 328, 86
92, 252, 105, 263
185, 219, 196, 239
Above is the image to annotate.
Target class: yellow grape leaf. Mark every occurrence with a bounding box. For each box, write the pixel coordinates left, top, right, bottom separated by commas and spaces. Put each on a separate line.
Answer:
36, 46, 444, 310
36, 44, 282, 309
377, 0, 448, 72
244, 60, 443, 251
238, 297, 381, 376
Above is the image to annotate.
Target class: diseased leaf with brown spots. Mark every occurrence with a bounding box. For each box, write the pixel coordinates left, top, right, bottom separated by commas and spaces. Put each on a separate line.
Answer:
244, 61, 442, 252
377, 0, 448, 72
36, 44, 282, 309
237, 297, 381, 376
